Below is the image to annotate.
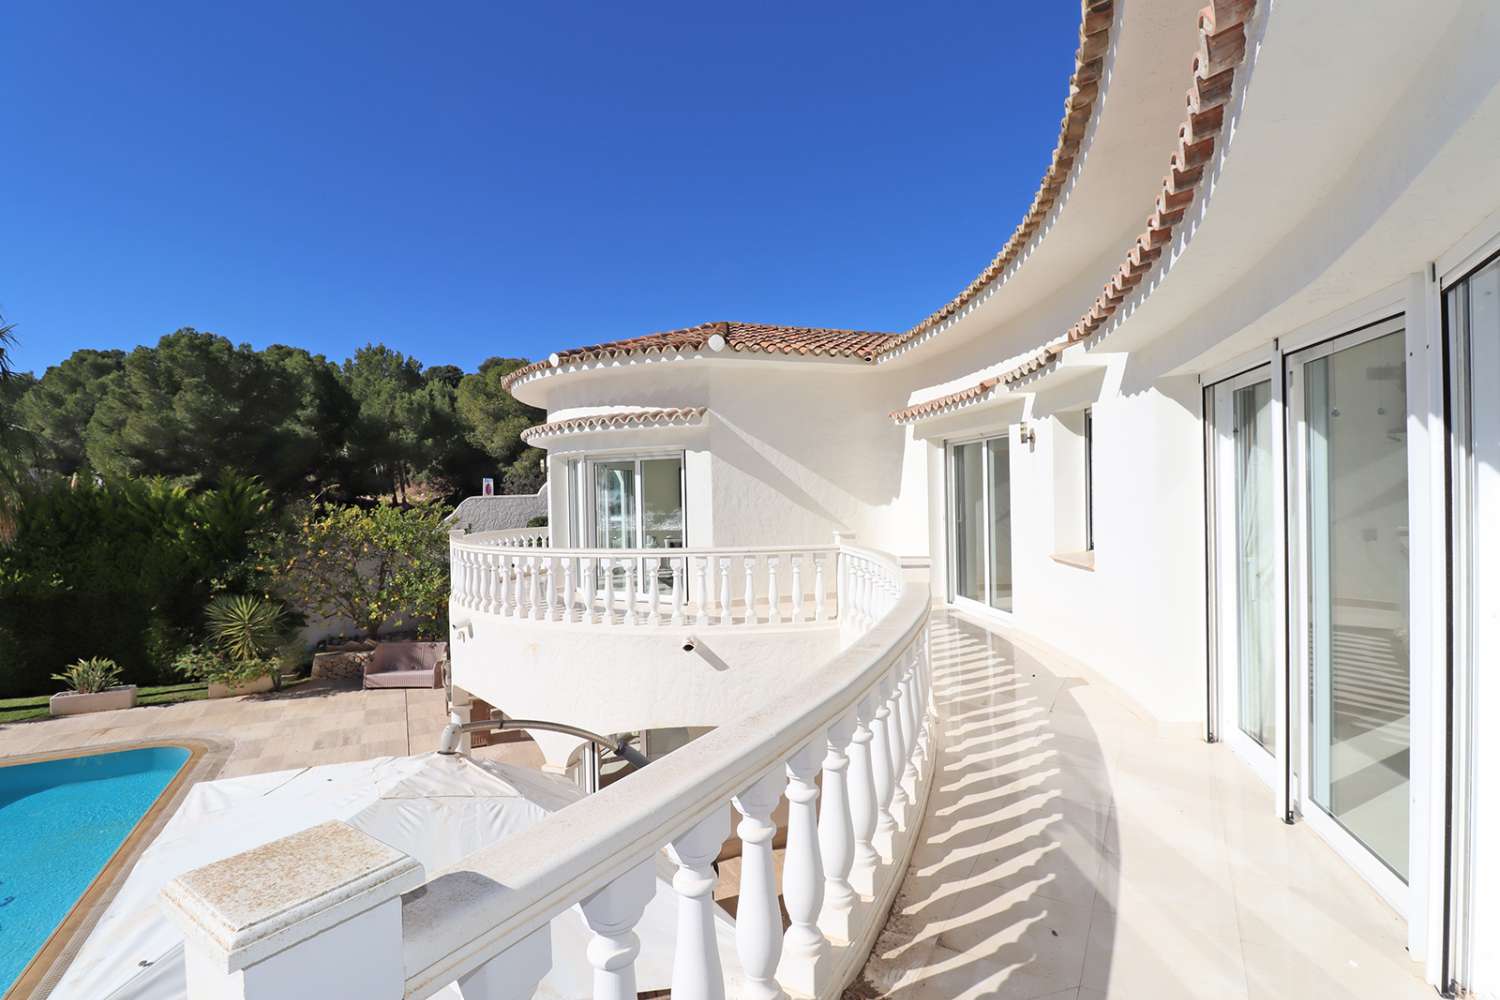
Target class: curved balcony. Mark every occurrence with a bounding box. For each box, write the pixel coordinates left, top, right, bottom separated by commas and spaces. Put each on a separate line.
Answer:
163, 541, 934, 1000
447, 534, 903, 756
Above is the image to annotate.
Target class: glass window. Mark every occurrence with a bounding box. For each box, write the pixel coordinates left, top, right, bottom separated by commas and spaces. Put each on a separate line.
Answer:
1303, 329, 1410, 880
951, 442, 985, 603
949, 434, 1013, 610
986, 437, 1013, 611
1233, 380, 1275, 749
1083, 407, 1095, 551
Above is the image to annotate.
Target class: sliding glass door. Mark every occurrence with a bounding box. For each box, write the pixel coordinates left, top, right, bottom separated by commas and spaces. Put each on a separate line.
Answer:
1447, 253, 1499, 992
948, 433, 1012, 612
587, 454, 685, 591
1289, 318, 1410, 894
1210, 366, 1277, 773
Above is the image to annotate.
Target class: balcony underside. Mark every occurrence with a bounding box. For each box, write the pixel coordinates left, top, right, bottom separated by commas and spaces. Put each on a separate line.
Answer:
858, 612, 1430, 999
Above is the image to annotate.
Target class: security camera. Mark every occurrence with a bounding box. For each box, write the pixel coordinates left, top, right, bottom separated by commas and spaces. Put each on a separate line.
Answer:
682, 635, 699, 653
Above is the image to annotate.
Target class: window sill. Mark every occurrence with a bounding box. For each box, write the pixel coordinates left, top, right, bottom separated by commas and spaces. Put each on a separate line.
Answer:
1051, 550, 1096, 572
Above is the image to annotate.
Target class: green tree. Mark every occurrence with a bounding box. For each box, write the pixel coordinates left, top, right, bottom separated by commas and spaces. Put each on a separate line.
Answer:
455, 357, 545, 493
279, 501, 450, 639
83, 329, 317, 493
16, 348, 125, 475
343, 344, 426, 503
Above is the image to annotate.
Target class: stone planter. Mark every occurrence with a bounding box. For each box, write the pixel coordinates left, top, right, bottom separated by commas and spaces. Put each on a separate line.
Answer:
49, 685, 138, 717
311, 649, 372, 682
207, 674, 276, 699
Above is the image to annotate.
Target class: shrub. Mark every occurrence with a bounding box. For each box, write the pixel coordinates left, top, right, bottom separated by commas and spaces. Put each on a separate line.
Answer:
0, 475, 276, 695
279, 501, 449, 639
172, 645, 277, 688
525, 514, 548, 528
51, 657, 124, 694
206, 594, 286, 662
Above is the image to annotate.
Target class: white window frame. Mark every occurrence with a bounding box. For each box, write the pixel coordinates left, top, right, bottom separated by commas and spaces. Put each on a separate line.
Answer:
944, 430, 1014, 618
1285, 313, 1412, 914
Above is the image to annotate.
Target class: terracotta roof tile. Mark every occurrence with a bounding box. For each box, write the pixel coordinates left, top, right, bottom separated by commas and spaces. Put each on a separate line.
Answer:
876, 0, 1116, 361
520, 407, 709, 443
502, 322, 899, 391
892, 0, 1257, 424
890, 379, 1002, 425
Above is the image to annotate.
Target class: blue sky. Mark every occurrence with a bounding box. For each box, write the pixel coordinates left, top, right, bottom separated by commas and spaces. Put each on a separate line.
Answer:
1, 2, 1080, 376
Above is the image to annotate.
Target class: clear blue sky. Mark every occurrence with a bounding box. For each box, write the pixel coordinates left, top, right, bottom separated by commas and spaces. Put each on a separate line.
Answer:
1, 2, 1080, 376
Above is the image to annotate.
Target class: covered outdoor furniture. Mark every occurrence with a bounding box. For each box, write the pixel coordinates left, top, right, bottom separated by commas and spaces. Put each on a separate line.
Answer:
362, 640, 446, 689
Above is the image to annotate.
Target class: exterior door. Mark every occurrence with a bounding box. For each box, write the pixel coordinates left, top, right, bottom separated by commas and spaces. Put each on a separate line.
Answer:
1447, 254, 1499, 995
588, 455, 685, 592
1287, 317, 1411, 906
947, 433, 1013, 612
1210, 366, 1277, 780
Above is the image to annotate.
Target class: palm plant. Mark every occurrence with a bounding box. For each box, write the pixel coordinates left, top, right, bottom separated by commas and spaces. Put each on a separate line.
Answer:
205, 593, 287, 662
51, 657, 124, 694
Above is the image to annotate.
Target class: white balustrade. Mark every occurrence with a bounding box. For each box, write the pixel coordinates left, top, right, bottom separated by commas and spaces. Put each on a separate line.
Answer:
743, 555, 758, 625
576, 860, 656, 1000
452, 535, 854, 635
367, 538, 931, 1000
671, 558, 686, 626
779, 741, 830, 994
668, 811, 729, 1000
817, 712, 858, 942
719, 557, 733, 626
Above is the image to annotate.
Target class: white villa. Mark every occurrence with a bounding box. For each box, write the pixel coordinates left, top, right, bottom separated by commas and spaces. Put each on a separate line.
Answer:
159, 1, 1500, 998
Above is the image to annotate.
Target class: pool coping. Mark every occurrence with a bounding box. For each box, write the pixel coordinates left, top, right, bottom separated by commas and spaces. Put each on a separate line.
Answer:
2, 737, 232, 1000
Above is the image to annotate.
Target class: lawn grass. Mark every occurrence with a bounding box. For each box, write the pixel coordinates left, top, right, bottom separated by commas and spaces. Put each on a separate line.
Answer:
0, 677, 310, 724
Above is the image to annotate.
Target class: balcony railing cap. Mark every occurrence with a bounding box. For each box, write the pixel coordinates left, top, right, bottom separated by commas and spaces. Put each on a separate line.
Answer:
160, 820, 424, 973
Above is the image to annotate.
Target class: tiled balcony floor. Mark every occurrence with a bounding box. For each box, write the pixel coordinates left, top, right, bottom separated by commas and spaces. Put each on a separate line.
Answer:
853, 612, 1434, 1000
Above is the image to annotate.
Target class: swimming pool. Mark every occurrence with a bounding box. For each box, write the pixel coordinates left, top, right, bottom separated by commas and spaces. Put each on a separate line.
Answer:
0, 746, 191, 996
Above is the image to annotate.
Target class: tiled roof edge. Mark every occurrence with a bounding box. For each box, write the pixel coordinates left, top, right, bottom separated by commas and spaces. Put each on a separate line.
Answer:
519, 407, 709, 443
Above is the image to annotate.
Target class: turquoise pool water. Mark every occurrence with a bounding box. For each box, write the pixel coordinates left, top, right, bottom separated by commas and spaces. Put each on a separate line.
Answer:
0, 746, 190, 995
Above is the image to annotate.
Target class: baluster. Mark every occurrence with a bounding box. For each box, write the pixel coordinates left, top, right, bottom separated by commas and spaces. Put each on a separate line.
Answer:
870, 678, 898, 858
694, 556, 709, 626
498, 553, 512, 616
564, 556, 576, 623
814, 553, 827, 623
462, 549, 476, 610
667, 810, 729, 1000
742, 554, 757, 626
899, 649, 921, 779
885, 668, 910, 830
733, 769, 788, 1000
836, 551, 848, 622
576, 860, 656, 1000
624, 560, 638, 626
602, 557, 615, 625
847, 693, 880, 897
817, 712, 858, 942
647, 557, 662, 625
481, 551, 497, 614
791, 553, 804, 624
779, 742, 830, 995
544, 556, 559, 621
767, 555, 781, 625
528, 555, 542, 622
718, 557, 732, 626
671, 558, 685, 627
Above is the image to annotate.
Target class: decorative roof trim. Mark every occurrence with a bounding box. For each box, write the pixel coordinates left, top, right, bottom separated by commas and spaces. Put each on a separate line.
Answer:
891, 0, 1259, 421
1053, 0, 1256, 355
877, 0, 1116, 363
502, 322, 898, 392
520, 408, 708, 443
890, 379, 1002, 426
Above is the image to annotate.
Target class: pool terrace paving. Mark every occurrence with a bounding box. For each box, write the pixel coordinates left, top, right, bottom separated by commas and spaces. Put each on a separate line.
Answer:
0, 679, 543, 777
